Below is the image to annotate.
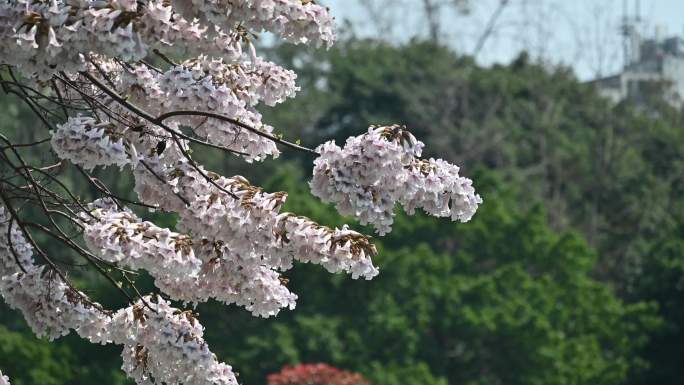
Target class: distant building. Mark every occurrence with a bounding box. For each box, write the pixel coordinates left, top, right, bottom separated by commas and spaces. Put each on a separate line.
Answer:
589, 35, 684, 107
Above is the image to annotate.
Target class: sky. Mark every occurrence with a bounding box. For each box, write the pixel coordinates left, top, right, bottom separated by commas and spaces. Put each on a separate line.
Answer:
324, 0, 684, 80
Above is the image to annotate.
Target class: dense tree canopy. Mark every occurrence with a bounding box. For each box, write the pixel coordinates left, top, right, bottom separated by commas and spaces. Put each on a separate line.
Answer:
194, 166, 659, 385
266, 40, 684, 292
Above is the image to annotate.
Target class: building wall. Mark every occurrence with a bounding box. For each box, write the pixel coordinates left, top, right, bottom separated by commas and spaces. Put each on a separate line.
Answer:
590, 37, 684, 107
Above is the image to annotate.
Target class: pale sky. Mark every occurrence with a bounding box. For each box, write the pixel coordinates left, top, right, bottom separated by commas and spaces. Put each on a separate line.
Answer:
324, 0, 684, 80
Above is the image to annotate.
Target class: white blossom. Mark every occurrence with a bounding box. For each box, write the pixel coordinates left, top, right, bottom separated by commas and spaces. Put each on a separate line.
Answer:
114, 62, 282, 162
311, 125, 482, 235
0, 207, 34, 276
111, 296, 238, 385
170, 0, 336, 47
132, 159, 380, 284
1, 203, 238, 383
0, 1, 482, 383
402, 158, 483, 222
0, 370, 9, 385
0, 0, 335, 80
1, 265, 113, 344
274, 215, 379, 280
51, 116, 130, 170
156, 240, 298, 318
182, 55, 300, 107
82, 199, 202, 286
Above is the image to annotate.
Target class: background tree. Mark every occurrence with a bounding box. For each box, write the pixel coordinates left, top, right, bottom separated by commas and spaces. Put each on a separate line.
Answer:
267, 363, 370, 385
195, 166, 659, 385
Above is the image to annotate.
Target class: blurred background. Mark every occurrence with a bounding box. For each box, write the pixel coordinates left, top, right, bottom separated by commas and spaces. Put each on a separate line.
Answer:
2, 1, 684, 384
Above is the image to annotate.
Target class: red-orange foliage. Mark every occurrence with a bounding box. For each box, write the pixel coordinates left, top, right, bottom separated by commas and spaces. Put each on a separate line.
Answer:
267, 364, 371, 385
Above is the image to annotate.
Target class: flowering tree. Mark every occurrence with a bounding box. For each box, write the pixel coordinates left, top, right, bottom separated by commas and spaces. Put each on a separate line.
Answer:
0, 1, 481, 384
268, 363, 370, 385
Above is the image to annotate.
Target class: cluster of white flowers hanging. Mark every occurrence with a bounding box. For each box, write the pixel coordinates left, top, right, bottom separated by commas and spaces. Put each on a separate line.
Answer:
0, 206, 239, 385
0, 370, 8, 385
0, 1, 481, 384
51, 116, 130, 170
311, 125, 482, 235
0, 0, 334, 80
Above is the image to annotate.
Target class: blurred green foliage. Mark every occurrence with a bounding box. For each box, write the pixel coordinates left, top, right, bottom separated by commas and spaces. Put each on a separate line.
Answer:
266, 40, 684, 291
198, 166, 661, 385
1, 39, 683, 385
0, 325, 77, 385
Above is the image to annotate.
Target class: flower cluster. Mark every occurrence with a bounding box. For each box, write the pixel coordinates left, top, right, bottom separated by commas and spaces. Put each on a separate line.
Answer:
0, 266, 112, 343
158, 65, 280, 161
403, 158, 483, 222
156, 239, 298, 318
174, 172, 288, 259
51, 116, 130, 170
155, 163, 379, 280
1, 1, 482, 384
0, 370, 8, 385
81, 197, 298, 317
268, 364, 371, 385
112, 296, 238, 385
274, 216, 379, 280
131, 160, 378, 316
1, 205, 239, 384
311, 125, 482, 235
111, 61, 285, 162
53, 53, 293, 168
181, 55, 300, 107
82, 199, 202, 286
172, 0, 336, 47
0, 207, 34, 276
1, 208, 112, 343
0, 0, 335, 80
39, 5, 303, 163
